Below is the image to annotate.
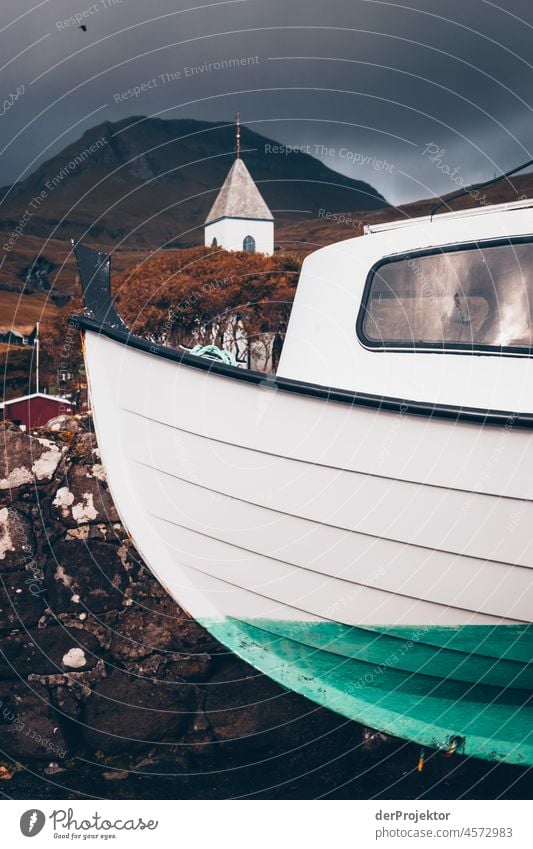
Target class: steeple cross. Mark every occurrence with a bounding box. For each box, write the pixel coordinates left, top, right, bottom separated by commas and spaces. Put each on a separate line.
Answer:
235, 112, 240, 159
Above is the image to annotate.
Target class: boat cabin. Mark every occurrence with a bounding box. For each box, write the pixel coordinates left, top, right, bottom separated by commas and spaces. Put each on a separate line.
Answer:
277, 198, 533, 414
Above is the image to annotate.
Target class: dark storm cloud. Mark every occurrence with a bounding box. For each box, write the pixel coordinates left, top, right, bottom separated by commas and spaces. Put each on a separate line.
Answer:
1, 0, 533, 203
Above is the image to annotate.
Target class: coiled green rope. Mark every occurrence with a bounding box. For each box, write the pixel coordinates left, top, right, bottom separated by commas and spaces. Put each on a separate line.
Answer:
189, 344, 238, 366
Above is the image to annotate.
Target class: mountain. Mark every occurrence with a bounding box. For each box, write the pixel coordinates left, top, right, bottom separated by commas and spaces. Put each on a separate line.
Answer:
0, 116, 387, 258
2, 114, 531, 294
277, 171, 533, 247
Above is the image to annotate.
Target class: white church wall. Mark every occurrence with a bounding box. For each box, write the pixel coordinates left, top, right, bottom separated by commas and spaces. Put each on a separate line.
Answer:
204, 217, 274, 255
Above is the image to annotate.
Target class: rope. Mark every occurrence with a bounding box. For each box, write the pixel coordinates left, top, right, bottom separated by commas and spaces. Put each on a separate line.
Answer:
189, 344, 238, 366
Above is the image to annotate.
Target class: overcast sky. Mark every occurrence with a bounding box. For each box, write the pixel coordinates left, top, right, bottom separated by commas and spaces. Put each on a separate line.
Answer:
1, 0, 533, 205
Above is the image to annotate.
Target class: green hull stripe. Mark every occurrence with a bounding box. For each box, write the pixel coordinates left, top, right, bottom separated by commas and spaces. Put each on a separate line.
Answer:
237, 619, 533, 690
200, 618, 533, 765
367, 624, 533, 665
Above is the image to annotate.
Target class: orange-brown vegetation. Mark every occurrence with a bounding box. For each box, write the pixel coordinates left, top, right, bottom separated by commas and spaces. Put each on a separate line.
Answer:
41, 247, 302, 395
114, 246, 301, 363
16, 168, 533, 394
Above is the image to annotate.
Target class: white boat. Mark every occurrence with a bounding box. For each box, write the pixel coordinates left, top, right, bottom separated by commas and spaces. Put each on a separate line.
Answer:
72, 197, 533, 766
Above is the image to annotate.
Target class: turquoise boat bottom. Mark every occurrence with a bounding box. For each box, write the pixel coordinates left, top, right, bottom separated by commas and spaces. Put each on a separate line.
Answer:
200, 618, 533, 766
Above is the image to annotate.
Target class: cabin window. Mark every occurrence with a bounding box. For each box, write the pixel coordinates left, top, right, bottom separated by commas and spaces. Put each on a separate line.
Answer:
358, 239, 533, 353
243, 235, 256, 253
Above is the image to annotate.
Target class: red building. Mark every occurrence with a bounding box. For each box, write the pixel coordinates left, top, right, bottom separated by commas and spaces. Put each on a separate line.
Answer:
1, 392, 74, 430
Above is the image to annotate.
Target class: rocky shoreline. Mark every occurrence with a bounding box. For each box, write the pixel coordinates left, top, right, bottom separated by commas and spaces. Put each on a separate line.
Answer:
0, 418, 530, 799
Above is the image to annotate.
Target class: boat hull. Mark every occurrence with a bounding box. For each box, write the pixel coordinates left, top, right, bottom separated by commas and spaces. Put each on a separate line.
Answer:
205, 619, 533, 764
82, 331, 533, 765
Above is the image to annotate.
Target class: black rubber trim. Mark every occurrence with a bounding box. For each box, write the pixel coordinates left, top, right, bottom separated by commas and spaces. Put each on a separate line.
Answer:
356, 234, 533, 357
70, 313, 533, 429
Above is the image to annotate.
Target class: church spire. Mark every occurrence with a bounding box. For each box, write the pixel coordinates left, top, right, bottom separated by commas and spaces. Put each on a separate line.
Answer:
203, 113, 274, 255
235, 112, 240, 159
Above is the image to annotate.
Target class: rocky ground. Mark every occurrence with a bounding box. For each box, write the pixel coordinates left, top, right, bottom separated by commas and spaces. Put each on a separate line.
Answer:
0, 418, 531, 800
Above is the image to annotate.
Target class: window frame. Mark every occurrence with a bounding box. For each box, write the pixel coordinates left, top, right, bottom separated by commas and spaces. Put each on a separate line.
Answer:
356, 234, 533, 357
243, 235, 256, 253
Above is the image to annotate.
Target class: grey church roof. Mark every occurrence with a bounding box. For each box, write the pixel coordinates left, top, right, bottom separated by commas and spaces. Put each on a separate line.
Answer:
205, 158, 274, 224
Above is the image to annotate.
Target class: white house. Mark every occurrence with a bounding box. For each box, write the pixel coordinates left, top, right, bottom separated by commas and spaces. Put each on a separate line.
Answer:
204, 157, 274, 255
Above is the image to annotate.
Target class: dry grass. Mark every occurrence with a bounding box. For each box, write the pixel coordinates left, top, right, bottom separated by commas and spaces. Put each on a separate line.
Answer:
0, 290, 59, 332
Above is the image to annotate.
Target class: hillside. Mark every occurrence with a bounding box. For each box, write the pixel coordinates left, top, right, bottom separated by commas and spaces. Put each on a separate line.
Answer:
0, 291, 60, 400
0, 290, 59, 332
0, 116, 387, 288
277, 173, 533, 248
1, 113, 532, 297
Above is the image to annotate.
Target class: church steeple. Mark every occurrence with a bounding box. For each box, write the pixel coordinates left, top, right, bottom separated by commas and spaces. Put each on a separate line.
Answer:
204, 158, 273, 225
203, 115, 274, 255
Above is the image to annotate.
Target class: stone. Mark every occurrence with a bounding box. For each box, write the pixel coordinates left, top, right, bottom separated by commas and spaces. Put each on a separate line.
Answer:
83, 668, 195, 754
47, 538, 128, 615
0, 681, 68, 761
109, 607, 180, 661
44, 415, 83, 434
62, 648, 87, 669
201, 655, 358, 770
0, 429, 63, 490
0, 570, 49, 632
0, 507, 36, 572
50, 461, 118, 527
0, 626, 100, 678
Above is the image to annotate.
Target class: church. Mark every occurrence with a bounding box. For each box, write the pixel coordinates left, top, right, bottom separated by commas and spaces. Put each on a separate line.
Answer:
204, 118, 274, 255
